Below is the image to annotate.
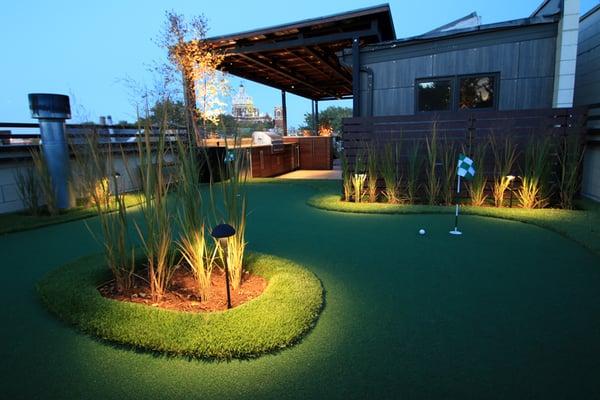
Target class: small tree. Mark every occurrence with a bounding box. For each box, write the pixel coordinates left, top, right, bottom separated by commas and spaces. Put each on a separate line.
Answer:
159, 11, 229, 141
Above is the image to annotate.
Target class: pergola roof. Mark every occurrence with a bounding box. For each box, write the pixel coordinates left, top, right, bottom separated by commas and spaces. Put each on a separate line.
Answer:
205, 4, 396, 100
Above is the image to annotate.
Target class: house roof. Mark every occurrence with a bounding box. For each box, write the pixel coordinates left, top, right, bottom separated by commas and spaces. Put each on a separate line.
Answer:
355, 14, 559, 53
204, 4, 396, 100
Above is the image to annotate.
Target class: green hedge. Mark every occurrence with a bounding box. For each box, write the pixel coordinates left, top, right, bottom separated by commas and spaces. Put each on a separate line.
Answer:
37, 253, 324, 359
307, 194, 600, 256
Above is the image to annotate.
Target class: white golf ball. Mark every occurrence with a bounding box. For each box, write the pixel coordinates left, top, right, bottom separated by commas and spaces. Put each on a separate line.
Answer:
419, 229, 426, 235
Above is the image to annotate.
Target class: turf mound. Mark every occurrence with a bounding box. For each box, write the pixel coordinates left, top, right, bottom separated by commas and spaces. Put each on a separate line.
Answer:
37, 252, 324, 360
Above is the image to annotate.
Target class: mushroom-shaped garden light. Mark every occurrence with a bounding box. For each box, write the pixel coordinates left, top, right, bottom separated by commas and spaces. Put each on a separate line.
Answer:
211, 223, 236, 309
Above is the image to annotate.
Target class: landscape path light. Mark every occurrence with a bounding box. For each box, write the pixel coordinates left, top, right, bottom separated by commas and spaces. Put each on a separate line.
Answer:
211, 223, 236, 309
506, 175, 516, 208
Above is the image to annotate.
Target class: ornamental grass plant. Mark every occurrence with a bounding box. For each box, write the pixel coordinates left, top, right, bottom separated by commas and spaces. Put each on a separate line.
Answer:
366, 141, 378, 203
558, 134, 585, 210
72, 128, 135, 292
490, 136, 518, 207
406, 140, 422, 204
341, 152, 353, 202
424, 125, 441, 205
213, 136, 249, 290
30, 149, 58, 216
466, 139, 489, 207
13, 166, 39, 216
441, 140, 457, 206
518, 136, 553, 209
135, 118, 176, 300
174, 132, 216, 300
380, 141, 401, 204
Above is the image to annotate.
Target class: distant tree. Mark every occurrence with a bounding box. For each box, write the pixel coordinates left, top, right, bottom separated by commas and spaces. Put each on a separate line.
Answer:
301, 106, 352, 135
137, 99, 187, 127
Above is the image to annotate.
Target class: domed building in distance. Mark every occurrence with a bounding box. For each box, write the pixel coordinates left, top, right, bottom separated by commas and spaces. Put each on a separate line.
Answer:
231, 83, 272, 124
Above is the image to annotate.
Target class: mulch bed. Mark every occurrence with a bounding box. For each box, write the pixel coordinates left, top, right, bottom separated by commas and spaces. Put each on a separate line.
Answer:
99, 268, 267, 313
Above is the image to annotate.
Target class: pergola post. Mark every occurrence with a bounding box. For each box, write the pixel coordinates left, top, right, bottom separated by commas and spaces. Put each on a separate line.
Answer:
281, 90, 288, 136
314, 100, 319, 135
352, 37, 361, 117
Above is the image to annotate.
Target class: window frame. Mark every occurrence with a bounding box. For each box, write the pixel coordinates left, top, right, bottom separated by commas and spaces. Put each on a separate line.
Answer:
415, 76, 455, 114
414, 72, 500, 113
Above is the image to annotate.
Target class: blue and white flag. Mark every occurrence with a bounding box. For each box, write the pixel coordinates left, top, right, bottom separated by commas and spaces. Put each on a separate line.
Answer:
456, 154, 475, 180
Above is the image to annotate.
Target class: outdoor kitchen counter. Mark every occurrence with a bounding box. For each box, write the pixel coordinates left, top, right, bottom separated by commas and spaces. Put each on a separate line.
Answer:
250, 142, 299, 178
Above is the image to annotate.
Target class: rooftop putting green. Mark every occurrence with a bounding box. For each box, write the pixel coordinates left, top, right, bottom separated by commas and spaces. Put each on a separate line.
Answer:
1, 181, 600, 399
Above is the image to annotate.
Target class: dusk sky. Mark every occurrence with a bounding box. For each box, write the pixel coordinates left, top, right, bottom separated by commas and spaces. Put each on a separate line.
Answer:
1, 0, 598, 128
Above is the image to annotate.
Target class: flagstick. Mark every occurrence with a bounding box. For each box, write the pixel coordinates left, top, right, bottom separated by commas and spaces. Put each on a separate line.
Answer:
450, 175, 462, 235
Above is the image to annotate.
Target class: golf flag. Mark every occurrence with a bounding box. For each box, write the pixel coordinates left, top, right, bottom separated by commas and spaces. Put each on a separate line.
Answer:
457, 154, 476, 180
450, 154, 475, 236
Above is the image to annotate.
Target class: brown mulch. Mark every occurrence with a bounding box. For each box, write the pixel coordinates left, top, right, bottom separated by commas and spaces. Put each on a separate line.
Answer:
98, 268, 267, 313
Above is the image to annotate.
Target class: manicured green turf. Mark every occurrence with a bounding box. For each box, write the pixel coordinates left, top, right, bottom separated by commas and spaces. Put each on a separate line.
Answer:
37, 252, 323, 359
2, 180, 600, 399
308, 193, 600, 256
0, 193, 142, 235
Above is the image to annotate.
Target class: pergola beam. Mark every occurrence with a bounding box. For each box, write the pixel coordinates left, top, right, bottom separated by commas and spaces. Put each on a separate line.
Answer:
237, 53, 338, 98
225, 28, 378, 55
304, 46, 353, 86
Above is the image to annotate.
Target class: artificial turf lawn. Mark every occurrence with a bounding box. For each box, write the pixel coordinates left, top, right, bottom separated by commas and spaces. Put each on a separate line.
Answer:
2, 180, 600, 398
37, 252, 323, 359
0, 193, 142, 235
308, 193, 600, 256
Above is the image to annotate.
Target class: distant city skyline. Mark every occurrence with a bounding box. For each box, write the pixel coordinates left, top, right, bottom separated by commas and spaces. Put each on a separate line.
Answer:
1, 0, 597, 128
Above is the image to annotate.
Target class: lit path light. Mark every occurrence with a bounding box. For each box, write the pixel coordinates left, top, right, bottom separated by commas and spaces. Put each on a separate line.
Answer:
506, 175, 516, 208
211, 223, 236, 309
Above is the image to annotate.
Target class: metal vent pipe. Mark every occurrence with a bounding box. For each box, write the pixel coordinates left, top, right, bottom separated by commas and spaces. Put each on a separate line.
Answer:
28, 93, 75, 209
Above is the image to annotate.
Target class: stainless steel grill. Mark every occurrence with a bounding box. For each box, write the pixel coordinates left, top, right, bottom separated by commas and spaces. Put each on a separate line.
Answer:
252, 131, 284, 153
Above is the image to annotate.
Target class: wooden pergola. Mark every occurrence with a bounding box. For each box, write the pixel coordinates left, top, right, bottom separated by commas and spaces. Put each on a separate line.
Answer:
204, 4, 395, 134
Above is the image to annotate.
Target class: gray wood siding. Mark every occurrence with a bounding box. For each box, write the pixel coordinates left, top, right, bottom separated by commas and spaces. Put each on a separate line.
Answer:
574, 6, 600, 106
357, 23, 557, 116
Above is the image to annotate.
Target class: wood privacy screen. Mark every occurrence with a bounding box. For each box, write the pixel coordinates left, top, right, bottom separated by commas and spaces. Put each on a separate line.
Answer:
342, 108, 588, 183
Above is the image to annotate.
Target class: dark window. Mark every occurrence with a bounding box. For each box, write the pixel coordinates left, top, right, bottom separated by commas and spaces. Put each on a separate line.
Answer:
459, 75, 496, 109
416, 80, 452, 112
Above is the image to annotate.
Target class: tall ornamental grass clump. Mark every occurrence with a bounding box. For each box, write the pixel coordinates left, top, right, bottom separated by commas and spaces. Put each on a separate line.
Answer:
490, 136, 518, 207
518, 136, 553, 209
424, 125, 441, 205
351, 150, 366, 203
558, 134, 585, 210
406, 140, 422, 204
441, 140, 457, 206
467, 139, 489, 207
340, 151, 353, 202
13, 166, 39, 215
135, 121, 176, 300
175, 135, 217, 300
73, 131, 135, 292
366, 142, 378, 203
214, 138, 249, 290
30, 149, 58, 216
380, 142, 401, 204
